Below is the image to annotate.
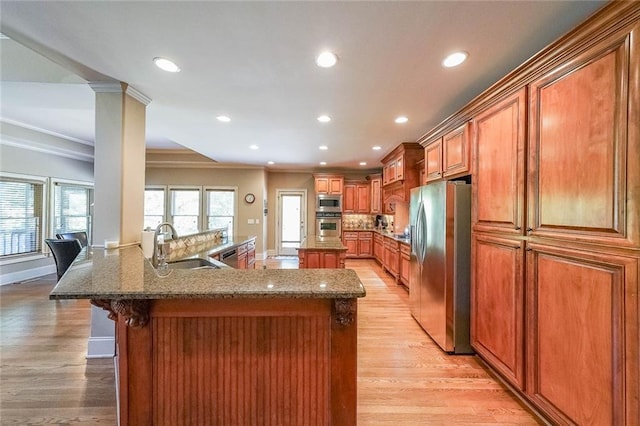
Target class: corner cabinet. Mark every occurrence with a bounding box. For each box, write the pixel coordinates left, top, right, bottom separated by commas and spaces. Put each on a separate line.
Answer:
381, 143, 423, 214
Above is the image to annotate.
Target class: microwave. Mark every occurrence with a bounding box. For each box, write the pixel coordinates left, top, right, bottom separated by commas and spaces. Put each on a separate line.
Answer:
316, 194, 342, 212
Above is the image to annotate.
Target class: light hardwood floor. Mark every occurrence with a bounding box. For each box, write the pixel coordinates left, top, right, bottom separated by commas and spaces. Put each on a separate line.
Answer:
1, 259, 541, 425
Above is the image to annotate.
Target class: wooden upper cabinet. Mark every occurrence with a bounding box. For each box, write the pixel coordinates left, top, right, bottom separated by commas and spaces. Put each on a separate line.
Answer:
424, 139, 442, 182
381, 143, 423, 187
526, 242, 638, 425
442, 122, 471, 178
344, 182, 370, 213
368, 174, 382, 214
528, 31, 639, 248
314, 175, 344, 195
424, 123, 471, 183
472, 88, 526, 235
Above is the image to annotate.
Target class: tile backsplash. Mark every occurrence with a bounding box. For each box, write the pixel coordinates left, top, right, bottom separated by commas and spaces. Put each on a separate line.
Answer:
166, 228, 225, 261
342, 214, 393, 230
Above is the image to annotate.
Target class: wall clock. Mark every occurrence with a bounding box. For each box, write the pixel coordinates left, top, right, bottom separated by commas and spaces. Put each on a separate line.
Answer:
244, 193, 256, 204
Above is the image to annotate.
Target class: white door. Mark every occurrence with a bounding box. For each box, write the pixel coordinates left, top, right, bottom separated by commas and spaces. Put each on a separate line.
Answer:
276, 190, 306, 256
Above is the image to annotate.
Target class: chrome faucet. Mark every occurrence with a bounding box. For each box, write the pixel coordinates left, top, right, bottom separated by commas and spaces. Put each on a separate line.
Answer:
152, 222, 178, 268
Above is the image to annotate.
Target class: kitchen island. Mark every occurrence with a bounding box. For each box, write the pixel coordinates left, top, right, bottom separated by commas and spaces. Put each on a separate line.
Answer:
50, 245, 365, 426
296, 237, 347, 269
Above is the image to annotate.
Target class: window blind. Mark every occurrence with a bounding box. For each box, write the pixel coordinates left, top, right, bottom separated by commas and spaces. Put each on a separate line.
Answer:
0, 178, 43, 256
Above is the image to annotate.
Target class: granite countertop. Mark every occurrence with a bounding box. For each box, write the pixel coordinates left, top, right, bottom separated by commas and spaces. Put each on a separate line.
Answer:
180, 235, 256, 264
297, 237, 347, 250
344, 228, 410, 244
50, 244, 365, 301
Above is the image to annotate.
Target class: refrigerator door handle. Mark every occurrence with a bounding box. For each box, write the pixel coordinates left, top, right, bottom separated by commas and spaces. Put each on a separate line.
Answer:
416, 200, 427, 264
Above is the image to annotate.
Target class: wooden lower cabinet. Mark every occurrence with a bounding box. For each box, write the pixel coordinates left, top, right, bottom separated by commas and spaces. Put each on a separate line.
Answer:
525, 243, 638, 425
383, 237, 399, 280
373, 233, 383, 263
343, 232, 358, 257
471, 233, 525, 390
247, 240, 256, 269
399, 243, 410, 287
343, 231, 373, 258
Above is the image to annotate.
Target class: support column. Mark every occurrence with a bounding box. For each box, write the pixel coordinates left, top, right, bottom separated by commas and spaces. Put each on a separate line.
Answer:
87, 82, 150, 357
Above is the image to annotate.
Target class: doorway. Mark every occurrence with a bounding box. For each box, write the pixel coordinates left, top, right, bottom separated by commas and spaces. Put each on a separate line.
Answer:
276, 189, 306, 256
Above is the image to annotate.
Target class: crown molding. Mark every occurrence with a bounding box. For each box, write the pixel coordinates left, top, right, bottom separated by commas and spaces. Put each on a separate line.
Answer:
88, 81, 124, 93
125, 85, 151, 106
1, 118, 93, 146
0, 135, 94, 162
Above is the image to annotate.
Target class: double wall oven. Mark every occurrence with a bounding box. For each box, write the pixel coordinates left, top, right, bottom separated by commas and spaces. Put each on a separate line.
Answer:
316, 212, 341, 238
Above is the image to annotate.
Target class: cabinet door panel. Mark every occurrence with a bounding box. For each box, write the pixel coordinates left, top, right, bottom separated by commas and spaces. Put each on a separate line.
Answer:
471, 234, 525, 389
443, 123, 471, 178
473, 89, 526, 234
529, 35, 638, 247
370, 177, 382, 214
526, 243, 638, 425
343, 184, 356, 213
424, 140, 442, 182
356, 184, 370, 213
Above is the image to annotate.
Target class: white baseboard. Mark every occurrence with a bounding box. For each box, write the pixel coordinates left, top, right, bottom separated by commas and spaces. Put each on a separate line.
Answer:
86, 336, 115, 358
0, 264, 56, 286
266, 249, 277, 257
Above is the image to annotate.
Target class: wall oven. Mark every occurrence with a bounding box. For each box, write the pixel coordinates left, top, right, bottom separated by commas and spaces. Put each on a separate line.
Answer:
316, 194, 342, 213
316, 212, 342, 238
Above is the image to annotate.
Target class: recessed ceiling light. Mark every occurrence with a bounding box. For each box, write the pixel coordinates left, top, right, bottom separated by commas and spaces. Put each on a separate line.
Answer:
319, 145, 328, 150
316, 51, 338, 68
153, 57, 181, 73
317, 115, 331, 123
320, 161, 327, 166
267, 161, 275, 165
394, 116, 409, 124
372, 146, 382, 151
250, 144, 259, 150
359, 162, 367, 166
216, 115, 231, 122
442, 51, 468, 68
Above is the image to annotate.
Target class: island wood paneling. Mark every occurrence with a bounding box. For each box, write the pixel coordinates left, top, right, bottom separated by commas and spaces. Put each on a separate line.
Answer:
117, 298, 356, 426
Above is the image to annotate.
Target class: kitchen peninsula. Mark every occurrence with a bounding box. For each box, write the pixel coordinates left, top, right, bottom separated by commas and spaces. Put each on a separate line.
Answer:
50, 244, 365, 426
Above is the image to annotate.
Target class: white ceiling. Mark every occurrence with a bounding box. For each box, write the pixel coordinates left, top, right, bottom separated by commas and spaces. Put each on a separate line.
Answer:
0, 1, 605, 170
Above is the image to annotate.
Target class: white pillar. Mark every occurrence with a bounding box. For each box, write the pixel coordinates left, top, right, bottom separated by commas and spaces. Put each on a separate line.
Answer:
87, 82, 150, 358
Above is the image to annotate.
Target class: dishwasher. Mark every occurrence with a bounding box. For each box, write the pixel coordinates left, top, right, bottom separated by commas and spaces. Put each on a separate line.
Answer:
220, 248, 238, 268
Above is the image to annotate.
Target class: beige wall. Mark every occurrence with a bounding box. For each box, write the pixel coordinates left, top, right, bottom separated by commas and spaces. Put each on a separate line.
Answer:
145, 167, 268, 256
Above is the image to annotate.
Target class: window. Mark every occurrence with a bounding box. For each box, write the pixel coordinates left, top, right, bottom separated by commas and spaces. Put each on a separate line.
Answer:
0, 176, 45, 257
144, 188, 166, 230
170, 188, 200, 236
53, 181, 93, 241
145, 186, 238, 237
206, 189, 235, 237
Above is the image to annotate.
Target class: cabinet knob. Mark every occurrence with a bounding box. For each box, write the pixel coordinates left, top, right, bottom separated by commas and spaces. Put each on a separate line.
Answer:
515, 226, 521, 230
526, 227, 533, 232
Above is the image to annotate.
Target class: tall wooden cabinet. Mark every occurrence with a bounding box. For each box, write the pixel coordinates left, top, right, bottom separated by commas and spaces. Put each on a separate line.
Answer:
418, 3, 640, 424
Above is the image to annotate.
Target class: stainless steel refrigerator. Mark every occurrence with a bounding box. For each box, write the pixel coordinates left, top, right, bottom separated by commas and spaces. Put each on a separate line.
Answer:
409, 180, 473, 354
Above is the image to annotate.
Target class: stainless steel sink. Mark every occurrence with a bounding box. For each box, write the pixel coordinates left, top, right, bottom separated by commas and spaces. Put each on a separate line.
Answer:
167, 258, 220, 269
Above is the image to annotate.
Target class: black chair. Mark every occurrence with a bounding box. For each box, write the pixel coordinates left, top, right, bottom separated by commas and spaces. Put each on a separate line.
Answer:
56, 231, 89, 248
45, 238, 82, 281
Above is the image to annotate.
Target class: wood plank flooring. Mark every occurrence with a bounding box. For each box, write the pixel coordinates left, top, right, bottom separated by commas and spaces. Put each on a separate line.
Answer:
0, 259, 541, 425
